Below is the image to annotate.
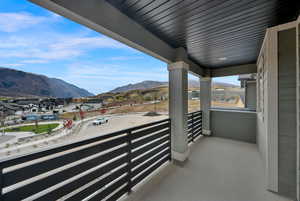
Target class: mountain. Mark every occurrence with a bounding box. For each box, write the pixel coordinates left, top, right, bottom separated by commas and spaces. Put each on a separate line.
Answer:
109, 81, 168, 93
0, 67, 94, 98
109, 80, 239, 93
188, 80, 200, 88
189, 79, 238, 88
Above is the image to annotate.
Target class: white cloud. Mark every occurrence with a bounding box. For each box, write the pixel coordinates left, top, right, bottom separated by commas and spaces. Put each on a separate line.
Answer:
0, 63, 24, 67
0, 10, 133, 62
108, 56, 144, 61
49, 12, 63, 19
0, 12, 47, 32
21, 59, 49, 64
0, 33, 132, 61
50, 36, 129, 50
66, 64, 167, 80
0, 36, 30, 48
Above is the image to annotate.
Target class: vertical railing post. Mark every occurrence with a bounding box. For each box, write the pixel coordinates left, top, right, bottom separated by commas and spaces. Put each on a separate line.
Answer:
126, 131, 132, 194
168, 119, 172, 161
191, 112, 194, 142
0, 164, 3, 200
200, 111, 203, 135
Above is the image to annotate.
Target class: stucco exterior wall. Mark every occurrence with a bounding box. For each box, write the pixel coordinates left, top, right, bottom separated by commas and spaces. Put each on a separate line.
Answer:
278, 28, 297, 198
210, 109, 256, 143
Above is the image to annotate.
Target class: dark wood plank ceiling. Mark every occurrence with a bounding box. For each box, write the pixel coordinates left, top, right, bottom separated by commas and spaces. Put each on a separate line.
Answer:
106, 0, 299, 68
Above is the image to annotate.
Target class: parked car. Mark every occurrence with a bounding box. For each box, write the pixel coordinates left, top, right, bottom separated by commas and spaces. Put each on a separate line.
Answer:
24, 114, 40, 121
41, 114, 58, 120
92, 117, 108, 125
4, 120, 15, 126
15, 119, 24, 124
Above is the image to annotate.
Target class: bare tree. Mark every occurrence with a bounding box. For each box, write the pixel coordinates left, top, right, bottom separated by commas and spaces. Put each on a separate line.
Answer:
0, 110, 7, 136
35, 119, 39, 133
153, 91, 159, 114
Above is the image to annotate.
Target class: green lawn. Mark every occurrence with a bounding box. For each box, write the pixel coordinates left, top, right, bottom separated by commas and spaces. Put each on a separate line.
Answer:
4, 123, 59, 134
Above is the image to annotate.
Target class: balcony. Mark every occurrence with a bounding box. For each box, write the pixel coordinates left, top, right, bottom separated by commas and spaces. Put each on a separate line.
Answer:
2, 0, 299, 200
0, 110, 292, 201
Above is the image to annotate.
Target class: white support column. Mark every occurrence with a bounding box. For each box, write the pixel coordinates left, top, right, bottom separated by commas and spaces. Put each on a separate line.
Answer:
168, 61, 189, 162
200, 77, 212, 135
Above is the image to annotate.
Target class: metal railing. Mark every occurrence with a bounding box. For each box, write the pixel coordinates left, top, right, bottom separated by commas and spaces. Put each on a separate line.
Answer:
0, 118, 171, 201
187, 111, 203, 143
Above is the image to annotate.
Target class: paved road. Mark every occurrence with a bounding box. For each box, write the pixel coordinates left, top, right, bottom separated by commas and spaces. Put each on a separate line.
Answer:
0, 113, 169, 158
65, 113, 169, 142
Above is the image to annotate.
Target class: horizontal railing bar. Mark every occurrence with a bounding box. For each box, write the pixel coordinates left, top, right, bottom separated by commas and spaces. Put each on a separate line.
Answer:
66, 166, 128, 201
127, 118, 170, 132
188, 111, 201, 115
0, 132, 126, 169
106, 185, 128, 201
132, 142, 169, 168
194, 131, 202, 137
3, 146, 128, 200
193, 123, 201, 128
132, 135, 169, 159
194, 114, 202, 119
193, 118, 201, 123
193, 130, 201, 137
194, 133, 202, 138
3, 135, 127, 187
0, 118, 170, 167
88, 175, 128, 201
34, 155, 127, 201
131, 149, 170, 178
132, 156, 169, 187
188, 115, 201, 120
132, 129, 170, 149
131, 122, 170, 140
192, 117, 201, 122
193, 126, 202, 133
187, 111, 202, 145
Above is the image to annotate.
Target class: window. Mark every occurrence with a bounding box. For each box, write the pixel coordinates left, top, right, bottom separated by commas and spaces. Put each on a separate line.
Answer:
211, 75, 248, 109
257, 54, 265, 120
188, 73, 200, 113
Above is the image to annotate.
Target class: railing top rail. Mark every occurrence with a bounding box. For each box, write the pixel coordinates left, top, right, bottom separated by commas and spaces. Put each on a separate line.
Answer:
188, 110, 202, 113
0, 118, 170, 165
187, 110, 202, 116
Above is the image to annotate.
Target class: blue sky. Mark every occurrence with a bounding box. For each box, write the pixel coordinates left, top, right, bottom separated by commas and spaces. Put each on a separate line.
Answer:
0, 0, 239, 94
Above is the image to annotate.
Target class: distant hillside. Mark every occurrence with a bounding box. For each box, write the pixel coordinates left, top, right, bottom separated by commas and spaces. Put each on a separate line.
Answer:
110, 81, 168, 93
109, 80, 239, 93
96, 80, 242, 108
0, 67, 94, 98
188, 79, 238, 88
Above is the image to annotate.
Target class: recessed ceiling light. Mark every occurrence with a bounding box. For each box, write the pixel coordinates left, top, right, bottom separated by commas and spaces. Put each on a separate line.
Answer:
218, 57, 227, 61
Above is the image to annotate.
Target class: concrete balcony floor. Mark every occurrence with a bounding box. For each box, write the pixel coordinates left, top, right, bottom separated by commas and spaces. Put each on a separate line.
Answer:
128, 137, 292, 201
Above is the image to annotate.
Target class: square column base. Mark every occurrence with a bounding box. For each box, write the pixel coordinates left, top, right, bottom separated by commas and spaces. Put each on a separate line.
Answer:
172, 148, 190, 162
203, 129, 212, 136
